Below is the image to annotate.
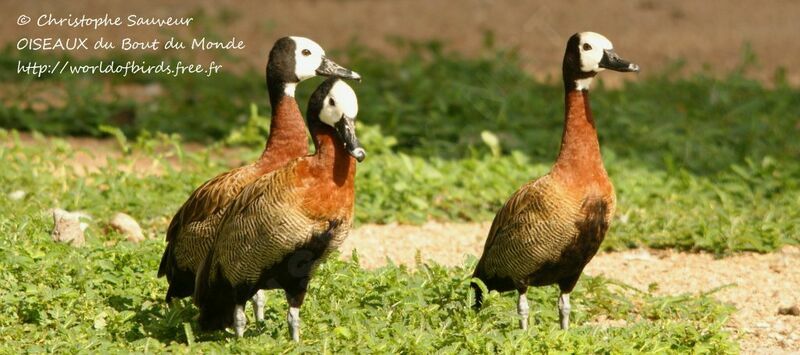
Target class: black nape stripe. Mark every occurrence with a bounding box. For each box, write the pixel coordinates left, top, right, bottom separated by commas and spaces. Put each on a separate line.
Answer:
562, 33, 597, 92
266, 37, 299, 107
306, 77, 340, 126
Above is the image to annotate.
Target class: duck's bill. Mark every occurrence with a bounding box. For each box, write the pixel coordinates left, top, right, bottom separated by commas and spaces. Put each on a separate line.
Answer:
316, 57, 362, 81
600, 49, 640, 72
334, 115, 366, 162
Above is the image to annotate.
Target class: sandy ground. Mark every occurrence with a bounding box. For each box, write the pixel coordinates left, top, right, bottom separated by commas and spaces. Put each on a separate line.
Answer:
3, 1, 800, 85
343, 221, 800, 354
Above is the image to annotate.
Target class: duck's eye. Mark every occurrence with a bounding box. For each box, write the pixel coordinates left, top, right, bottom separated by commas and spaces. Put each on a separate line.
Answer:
302, 49, 311, 56
328, 98, 336, 106
582, 43, 592, 51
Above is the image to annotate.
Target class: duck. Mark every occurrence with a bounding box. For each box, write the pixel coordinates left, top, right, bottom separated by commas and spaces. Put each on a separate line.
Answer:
157, 36, 360, 323
194, 77, 365, 340
471, 32, 639, 330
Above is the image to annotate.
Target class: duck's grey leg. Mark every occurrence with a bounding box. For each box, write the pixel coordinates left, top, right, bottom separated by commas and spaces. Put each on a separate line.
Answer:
233, 304, 247, 337
252, 290, 266, 323
288, 306, 300, 342
286, 291, 306, 342
517, 289, 530, 330
558, 292, 571, 330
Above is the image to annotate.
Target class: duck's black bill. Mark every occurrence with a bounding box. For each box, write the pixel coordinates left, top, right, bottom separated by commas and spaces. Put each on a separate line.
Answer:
599, 49, 640, 72
316, 57, 362, 82
334, 116, 366, 162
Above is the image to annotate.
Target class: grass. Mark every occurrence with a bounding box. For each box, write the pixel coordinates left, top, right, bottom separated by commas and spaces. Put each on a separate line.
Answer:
0, 233, 736, 353
1, 36, 797, 352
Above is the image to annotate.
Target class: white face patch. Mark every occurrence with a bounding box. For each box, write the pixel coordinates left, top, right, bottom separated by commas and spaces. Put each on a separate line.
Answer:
578, 32, 614, 73
319, 80, 358, 127
290, 36, 325, 81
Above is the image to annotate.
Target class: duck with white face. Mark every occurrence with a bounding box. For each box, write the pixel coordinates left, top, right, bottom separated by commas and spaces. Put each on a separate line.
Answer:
194, 78, 366, 341
158, 35, 362, 326
563, 31, 639, 91
317, 79, 366, 162
471, 32, 639, 332
290, 36, 361, 81
268, 36, 361, 101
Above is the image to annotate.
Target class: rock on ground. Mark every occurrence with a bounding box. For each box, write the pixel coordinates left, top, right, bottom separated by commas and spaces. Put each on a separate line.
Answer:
8, 190, 26, 201
51, 208, 89, 247
109, 212, 145, 243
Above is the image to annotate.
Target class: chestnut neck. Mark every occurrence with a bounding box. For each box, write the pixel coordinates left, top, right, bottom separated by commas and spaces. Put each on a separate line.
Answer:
308, 119, 357, 187
551, 89, 607, 186
257, 92, 309, 172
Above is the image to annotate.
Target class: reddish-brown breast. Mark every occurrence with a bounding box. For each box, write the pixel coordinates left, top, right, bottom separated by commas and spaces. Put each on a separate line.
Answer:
551, 90, 614, 200
294, 126, 357, 221
258, 96, 309, 173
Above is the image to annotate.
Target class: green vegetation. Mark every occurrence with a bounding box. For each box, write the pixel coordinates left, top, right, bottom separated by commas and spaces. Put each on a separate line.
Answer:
2, 41, 798, 253
0, 37, 796, 352
1, 226, 736, 353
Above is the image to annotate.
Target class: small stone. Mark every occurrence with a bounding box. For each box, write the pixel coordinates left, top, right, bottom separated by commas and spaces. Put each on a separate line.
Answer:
623, 250, 655, 261
109, 213, 145, 243
8, 190, 26, 201
778, 305, 800, 316
51, 208, 86, 247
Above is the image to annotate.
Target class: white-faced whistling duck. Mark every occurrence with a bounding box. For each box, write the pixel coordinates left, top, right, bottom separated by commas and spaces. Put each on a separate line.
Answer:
472, 32, 639, 331
194, 77, 366, 340
158, 36, 360, 323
